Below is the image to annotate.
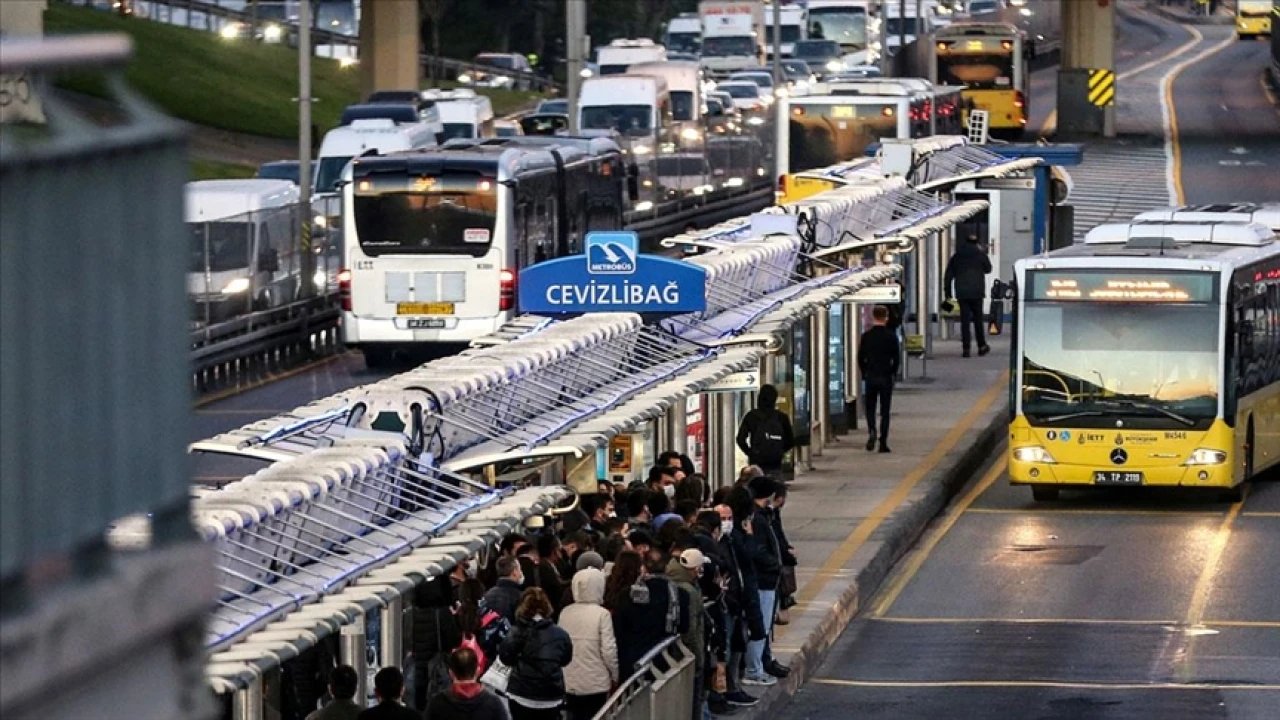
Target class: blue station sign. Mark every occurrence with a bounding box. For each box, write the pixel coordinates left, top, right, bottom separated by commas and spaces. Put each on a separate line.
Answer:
519, 231, 707, 315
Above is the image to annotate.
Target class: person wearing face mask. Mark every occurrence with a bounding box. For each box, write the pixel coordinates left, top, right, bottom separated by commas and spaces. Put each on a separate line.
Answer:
692, 511, 735, 715
500, 588, 573, 720
605, 549, 690, 679
744, 476, 789, 685
716, 496, 763, 708
647, 489, 680, 531
645, 465, 678, 500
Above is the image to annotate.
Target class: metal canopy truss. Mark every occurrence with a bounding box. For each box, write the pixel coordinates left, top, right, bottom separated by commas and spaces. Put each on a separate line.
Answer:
914, 143, 1042, 190
204, 485, 573, 692
811, 200, 991, 259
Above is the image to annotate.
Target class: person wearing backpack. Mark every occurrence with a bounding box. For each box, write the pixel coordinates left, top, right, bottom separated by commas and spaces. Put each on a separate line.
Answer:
735, 385, 795, 477
409, 578, 462, 711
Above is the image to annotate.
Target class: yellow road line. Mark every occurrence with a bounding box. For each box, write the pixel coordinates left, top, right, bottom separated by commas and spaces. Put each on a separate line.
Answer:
966, 507, 1221, 518
1038, 109, 1057, 137
1161, 26, 1236, 205
871, 457, 1007, 617
194, 352, 351, 408
873, 616, 1176, 626
1242, 511, 1280, 518
778, 371, 1009, 639
810, 678, 1280, 691
1202, 620, 1280, 628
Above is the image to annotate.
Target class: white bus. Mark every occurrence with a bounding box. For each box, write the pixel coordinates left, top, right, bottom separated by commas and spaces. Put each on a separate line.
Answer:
422, 88, 497, 141
338, 139, 627, 365
596, 38, 668, 76
1134, 203, 1280, 230
187, 179, 301, 322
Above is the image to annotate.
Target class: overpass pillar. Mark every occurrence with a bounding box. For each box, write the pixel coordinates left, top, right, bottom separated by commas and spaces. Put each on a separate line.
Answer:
1057, 0, 1116, 138
359, 0, 420, 97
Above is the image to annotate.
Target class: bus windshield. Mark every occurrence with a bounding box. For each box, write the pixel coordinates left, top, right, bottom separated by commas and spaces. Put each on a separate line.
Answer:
190, 222, 252, 273
807, 8, 868, 50
884, 18, 920, 36
667, 32, 701, 54
1020, 302, 1220, 428
788, 103, 898, 171
581, 105, 652, 135
703, 36, 757, 57
440, 123, 476, 141
936, 52, 1015, 89
353, 173, 497, 258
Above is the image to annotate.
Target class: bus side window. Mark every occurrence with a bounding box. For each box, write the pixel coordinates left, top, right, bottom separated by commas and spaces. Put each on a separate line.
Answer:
546, 194, 559, 257
514, 201, 530, 268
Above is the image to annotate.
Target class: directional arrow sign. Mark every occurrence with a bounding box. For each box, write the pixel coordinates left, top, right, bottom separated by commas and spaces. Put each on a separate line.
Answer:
845, 285, 903, 304
705, 371, 762, 393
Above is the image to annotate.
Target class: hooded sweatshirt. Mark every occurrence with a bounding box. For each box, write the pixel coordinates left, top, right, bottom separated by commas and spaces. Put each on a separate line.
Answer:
424, 681, 511, 720
735, 385, 795, 469
666, 558, 706, 672
557, 568, 619, 696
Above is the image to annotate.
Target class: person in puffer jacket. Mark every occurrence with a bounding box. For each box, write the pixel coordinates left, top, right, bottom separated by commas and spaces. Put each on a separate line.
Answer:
557, 568, 619, 720
499, 588, 573, 720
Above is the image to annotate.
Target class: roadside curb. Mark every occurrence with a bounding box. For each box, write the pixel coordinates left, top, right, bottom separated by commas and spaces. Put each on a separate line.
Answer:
740, 398, 1009, 720
1145, 2, 1236, 25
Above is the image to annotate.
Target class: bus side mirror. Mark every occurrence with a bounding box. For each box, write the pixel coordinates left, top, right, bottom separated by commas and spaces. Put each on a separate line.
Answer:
259, 247, 280, 273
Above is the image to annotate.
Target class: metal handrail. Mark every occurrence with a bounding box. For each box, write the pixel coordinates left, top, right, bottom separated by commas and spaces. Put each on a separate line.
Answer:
0, 33, 132, 72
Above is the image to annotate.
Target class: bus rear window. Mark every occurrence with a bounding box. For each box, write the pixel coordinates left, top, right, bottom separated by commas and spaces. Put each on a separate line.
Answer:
936, 53, 1015, 89
789, 103, 898, 170
353, 173, 497, 257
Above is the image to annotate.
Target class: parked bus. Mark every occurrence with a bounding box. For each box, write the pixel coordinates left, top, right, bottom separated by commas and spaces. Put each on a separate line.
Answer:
930, 22, 1030, 135
338, 139, 626, 365
775, 80, 936, 202
1236, 0, 1272, 38
1009, 219, 1280, 502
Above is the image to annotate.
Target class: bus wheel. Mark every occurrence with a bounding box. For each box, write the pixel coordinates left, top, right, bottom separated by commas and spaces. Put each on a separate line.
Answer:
1031, 486, 1059, 502
363, 347, 388, 369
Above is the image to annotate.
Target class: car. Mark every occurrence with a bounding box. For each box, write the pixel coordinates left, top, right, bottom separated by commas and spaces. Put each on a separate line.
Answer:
460, 52, 533, 90
667, 51, 701, 63
255, 159, 315, 185
728, 70, 775, 91
494, 118, 524, 137
830, 65, 882, 80
714, 81, 768, 112
365, 90, 437, 116
780, 60, 816, 86
519, 113, 570, 136
792, 39, 844, 78
537, 98, 569, 114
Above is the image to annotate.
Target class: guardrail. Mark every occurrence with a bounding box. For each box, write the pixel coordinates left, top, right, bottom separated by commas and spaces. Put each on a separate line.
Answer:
61, 0, 563, 92
595, 637, 697, 720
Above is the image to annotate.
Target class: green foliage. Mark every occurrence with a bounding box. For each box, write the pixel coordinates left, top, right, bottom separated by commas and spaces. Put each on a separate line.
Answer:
190, 158, 258, 181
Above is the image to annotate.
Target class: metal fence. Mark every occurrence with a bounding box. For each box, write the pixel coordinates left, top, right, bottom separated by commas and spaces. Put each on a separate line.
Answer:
0, 34, 192, 581
594, 637, 697, 720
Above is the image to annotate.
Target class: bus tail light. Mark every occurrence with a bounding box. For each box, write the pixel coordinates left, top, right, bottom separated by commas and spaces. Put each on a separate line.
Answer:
338, 268, 352, 311
499, 269, 516, 311
1014, 91, 1025, 109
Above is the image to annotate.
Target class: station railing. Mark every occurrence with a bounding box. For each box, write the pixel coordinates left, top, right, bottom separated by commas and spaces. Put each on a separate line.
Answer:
594, 637, 697, 720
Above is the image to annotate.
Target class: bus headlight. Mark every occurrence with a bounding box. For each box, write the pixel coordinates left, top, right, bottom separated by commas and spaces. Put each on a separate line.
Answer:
221, 277, 251, 295
1012, 446, 1056, 464
1183, 448, 1228, 466
825, 59, 843, 73
313, 214, 328, 228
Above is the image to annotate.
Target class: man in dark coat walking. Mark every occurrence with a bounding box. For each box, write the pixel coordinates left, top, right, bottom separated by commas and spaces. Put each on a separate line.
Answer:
944, 233, 993, 358
857, 304, 901, 453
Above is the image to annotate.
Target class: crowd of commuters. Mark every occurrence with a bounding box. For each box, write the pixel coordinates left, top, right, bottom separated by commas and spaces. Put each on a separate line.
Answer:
301, 440, 800, 720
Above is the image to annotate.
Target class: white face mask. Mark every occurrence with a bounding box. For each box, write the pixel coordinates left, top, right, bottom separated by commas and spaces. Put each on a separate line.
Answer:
608, 511, 617, 518
720, 520, 734, 537
663, 484, 676, 499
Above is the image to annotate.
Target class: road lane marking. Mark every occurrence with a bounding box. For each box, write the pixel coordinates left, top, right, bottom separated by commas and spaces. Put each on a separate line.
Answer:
1260, 70, 1280, 119
1180, 486, 1249, 682
966, 507, 1222, 518
777, 371, 1009, 639
871, 456, 1007, 617
810, 678, 1280, 691
1201, 620, 1280, 628
1242, 511, 1280, 518
1160, 26, 1237, 204
194, 352, 352, 408
873, 616, 1176, 626
195, 408, 293, 415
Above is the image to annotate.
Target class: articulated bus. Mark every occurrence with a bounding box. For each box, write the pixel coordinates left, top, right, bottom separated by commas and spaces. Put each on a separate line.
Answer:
339, 138, 625, 366
1235, 0, 1271, 38
1009, 219, 1280, 502
930, 22, 1030, 135
776, 80, 943, 203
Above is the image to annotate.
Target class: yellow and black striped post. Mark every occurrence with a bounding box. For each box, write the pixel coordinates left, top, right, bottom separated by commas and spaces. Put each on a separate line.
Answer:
1088, 69, 1116, 107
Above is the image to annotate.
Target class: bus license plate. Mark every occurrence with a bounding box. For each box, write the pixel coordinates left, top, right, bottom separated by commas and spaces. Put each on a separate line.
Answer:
397, 302, 454, 315
1093, 471, 1143, 486
407, 318, 447, 329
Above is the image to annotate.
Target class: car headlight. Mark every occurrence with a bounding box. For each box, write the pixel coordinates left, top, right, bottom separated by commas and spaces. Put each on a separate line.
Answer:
632, 145, 652, 155
747, 116, 765, 126
313, 214, 328, 229
825, 59, 843, 72
458, 73, 472, 84
221, 277, 251, 295
1184, 448, 1228, 466
262, 23, 283, 42
1012, 445, 1056, 464
313, 271, 327, 288
681, 127, 701, 141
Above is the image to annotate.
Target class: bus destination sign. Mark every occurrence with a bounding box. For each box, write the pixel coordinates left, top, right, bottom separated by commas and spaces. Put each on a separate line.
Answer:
1028, 270, 1216, 303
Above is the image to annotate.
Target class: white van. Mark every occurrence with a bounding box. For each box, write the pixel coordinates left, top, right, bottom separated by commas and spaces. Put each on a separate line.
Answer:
422, 88, 497, 141
186, 179, 301, 321
578, 75, 673, 147
596, 38, 668, 76
628, 60, 705, 145
314, 118, 440, 195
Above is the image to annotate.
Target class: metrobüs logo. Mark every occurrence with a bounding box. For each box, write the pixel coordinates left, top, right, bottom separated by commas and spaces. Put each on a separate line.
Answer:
586, 231, 638, 275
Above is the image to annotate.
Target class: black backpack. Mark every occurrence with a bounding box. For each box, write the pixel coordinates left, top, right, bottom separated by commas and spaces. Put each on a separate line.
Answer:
749, 411, 787, 467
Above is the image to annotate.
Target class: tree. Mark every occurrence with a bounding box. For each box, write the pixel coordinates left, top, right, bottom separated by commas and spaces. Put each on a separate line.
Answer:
420, 0, 453, 80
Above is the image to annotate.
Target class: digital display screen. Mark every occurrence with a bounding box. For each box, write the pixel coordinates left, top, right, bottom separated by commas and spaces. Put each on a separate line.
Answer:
1027, 270, 1218, 303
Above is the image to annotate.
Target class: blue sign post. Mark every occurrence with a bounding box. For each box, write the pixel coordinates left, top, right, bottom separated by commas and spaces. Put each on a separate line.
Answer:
519, 231, 707, 315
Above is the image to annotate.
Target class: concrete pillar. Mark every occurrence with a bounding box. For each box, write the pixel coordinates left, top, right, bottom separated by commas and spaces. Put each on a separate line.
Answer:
359, 0, 420, 97
340, 621, 368, 707
669, 400, 688, 457
0, 0, 47, 125
1058, 0, 1115, 138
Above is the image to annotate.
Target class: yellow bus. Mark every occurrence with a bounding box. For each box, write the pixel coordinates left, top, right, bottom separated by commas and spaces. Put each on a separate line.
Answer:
1236, 0, 1271, 38
930, 22, 1029, 135
1009, 219, 1280, 502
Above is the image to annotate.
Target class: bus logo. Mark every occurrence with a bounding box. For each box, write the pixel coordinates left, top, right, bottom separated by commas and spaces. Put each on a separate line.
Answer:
587, 231, 638, 275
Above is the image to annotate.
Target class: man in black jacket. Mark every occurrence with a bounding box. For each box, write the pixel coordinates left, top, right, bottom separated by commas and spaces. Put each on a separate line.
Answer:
858, 304, 901, 453
358, 667, 423, 720
736, 385, 795, 476
483, 557, 525, 622
426, 648, 510, 720
944, 233, 994, 358
720, 493, 764, 706
743, 476, 788, 686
